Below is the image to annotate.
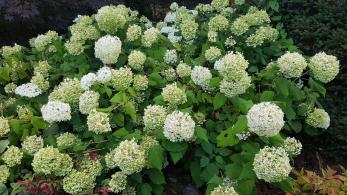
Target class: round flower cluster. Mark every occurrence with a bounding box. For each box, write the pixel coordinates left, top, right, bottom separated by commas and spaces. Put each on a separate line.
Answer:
17, 106, 33, 121
95, 35, 122, 64
220, 75, 252, 98
108, 172, 127, 193
247, 102, 285, 137
211, 0, 229, 10
48, 78, 83, 105
163, 111, 195, 142
208, 31, 218, 43
176, 62, 191, 78
122, 186, 136, 195
308, 52, 340, 83
283, 137, 302, 157
126, 24, 142, 41
133, 75, 149, 91
164, 49, 178, 65
142, 27, 159, 47
0, 117, 10, 136
64, 41, 84, 56
180, 19, 198, 41
143, 105, 167, 133
111, 67, 133, 90
231, 9, 270, 36
140, 136, 159, 158
14, 83, 42, 98
112, 139, 146, 174
32, 146, 73, 176
277, 52, 307, 78
87, 110, 112, 134
95, 6, 127, 34
21, 135, 44, 155
225, 36, 236, 47
31, 74, 49, 92
164, 12, 176, 23
80, 73, 97, 91
2, 146, 23, 167
191, 66, 212, 89
96, 66, 113, 83
208, 15, 229, 32
219, 52, 249, 81
41, 101, 71, 123
63, 170, 95, 195
57, 133, 80, 149
4, 83, 17, 94
211, 185, 238, 195
75, 155, 103, 178
34, 61, 51, 77
79, 91, 100, 115
1, 44, 22, 58
128, 50, 146, 70
31, 30, 59, 52
246, 26, 278, 47
0, 165, 10, 184
306, 108, 330, 129
253, 146, 291, 182
205, 46, 222, 62
162, 68, 177, 81
105, 149, 118, 169
162, 83, 187, 106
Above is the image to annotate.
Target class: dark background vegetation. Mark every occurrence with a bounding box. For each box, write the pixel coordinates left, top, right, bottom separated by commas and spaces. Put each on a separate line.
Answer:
1, 0, 346, 164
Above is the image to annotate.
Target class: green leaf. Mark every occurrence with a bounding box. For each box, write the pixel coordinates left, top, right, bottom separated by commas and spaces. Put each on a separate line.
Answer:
213, 93, 227, 110
260, 91, 275, 101
148, 145, 164, 170
148, 169, 166, 185
225, 163, 242, 179
231, 97, 253, 114
216, 115, 247, 147
275, 78, 289, 97
239, 162, 256, 180
0, 140, 10, 153
113, 113, 124, 127
200, 156, 210, 167
124, 102, 137, 122
112, 128, 129, 139
170, 151, 185, 164
195, 126, 208, 142
110, 91, 127, 104
31, 116, 48, 129
273, 178, 294, 192
0, 67, 10, 81
288, 120, 302, 133
235, 179, 256, 195
308, 78, 326, 95
139, 183, 152, 195
162, 140, 188, 152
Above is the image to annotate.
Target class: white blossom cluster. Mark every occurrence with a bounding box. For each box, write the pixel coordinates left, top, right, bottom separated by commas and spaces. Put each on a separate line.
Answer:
205, 46, 222, 62
219, 52, 249, 81
126, 24, 142, 41
0, 117, 10, 136
87, 110, 111, 134
0, 165, 10, 184
96, 66, 113, 83
176, 62, 191, 78
79, 91, 100, 115
277, 52, 307, 78
143, 105, 167, 133
14, 83, 42, 98
306, 108, 330, 129
220, 75, 251, 98
308, 52, 340, 83
133, 75, 149, 91
80, 73, 97, 91
2, 146, 23, 167
142, 27, 159, 47
247, 102, 284, 137
163, 111, 195, 142
128, 50, 146, 70
162, 83, 187, 106
95, 5, 128, 34
253, 146, 291, 183
211, 185, 238, 195
21, 135, 44, 155
283, 137, 302, 157
111, 67, 133, 90
41, 101, 71, 123
164, 49, 178, 65
108, 172, 127, 193
95, 35, 122, 64
191, 66, 212, 89
48, 78, 83, 105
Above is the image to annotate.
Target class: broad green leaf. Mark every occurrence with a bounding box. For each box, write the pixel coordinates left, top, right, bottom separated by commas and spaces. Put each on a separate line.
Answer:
273, 178, 294, 192
124, 102, 137, 122
148, 169, 166, 185
110, 91, 127, 104
275, 78, 289, 97
31, 116, 48, 129
162, 140, 188, 152
0, 140, 10, 153
0, 67, 10, 81
288, 120, 302, 133
148, 145, 164, 170
170, 151, 185, 164
308, 78, 326, 95
231, 97, 253, 114
225, 163, 242, 179
213, 93, 227, 110
260, 91, 275, 101
112, 128, 129, 138
139, 183, 152, 195
195, 126, 209, 142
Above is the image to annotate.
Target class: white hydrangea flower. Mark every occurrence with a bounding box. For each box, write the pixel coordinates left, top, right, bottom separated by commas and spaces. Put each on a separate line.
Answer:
143, 105, 167, 133
220, 75, 252, 98
306, 108, 330, 129
191, 66, 212, 88
168, 33, 182, 43
176, 62, 191, 78
15, 83, 42, 98
208, 15, 229, 32
162, 83, 187, 106
277, 52, 307, 78
112, 139, 146, 174
79, 91, 100, 115
211, 185, 238, 195
87, 110, 111, 134
80, 73, 97, 90
126, 24, 142, 41
283, 137, 302, 156
180, 19, 198, 41
41, 101, 71, 123
214, 58, 224, 70
111, 67, 133, 90
0, 165, 10, 184
247, 102, 284, 137
164, 12, 176, 23
253, 146, 291, 183
2, 146, 23, 167
22, 135, 44, 155
95, 35, 122, 64
170, 2, 179, 11
128, 50, 146, 70
208, 31, 218, 43
163, 111, 195, 142
108, 172, 127, 193
205, 46, 222, 62
96, 66, 112, 83
0, 117, 10, 136
164, 49, 178, 65
142, 27, 159, 48
219, 52, 249, 81
308, 52, 340, 83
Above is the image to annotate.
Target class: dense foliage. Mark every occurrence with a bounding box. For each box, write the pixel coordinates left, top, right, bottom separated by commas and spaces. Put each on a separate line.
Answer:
0, 0, 341, 194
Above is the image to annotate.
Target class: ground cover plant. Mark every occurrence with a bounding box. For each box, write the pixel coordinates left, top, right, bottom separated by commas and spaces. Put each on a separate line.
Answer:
0, 0, 340, 194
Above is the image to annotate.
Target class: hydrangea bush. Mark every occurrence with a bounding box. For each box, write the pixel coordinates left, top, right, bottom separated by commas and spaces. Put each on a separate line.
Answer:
0, 0, 339, 194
